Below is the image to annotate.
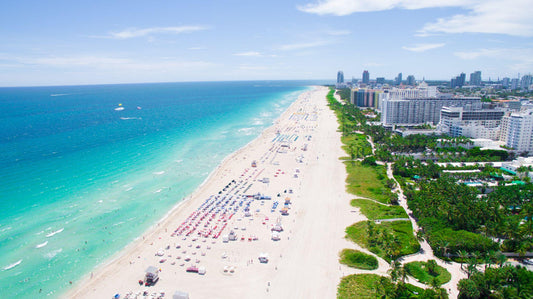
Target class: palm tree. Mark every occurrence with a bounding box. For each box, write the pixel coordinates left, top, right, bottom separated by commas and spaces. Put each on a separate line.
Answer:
388, 259, 401, 283
442, 241, 450, 259
466, 259, 478, 278
348, 143, 356, 164
429, 276, 441, 290
458, 250, 469, 270
483, 253, 492, 270
496, 253, 507, 268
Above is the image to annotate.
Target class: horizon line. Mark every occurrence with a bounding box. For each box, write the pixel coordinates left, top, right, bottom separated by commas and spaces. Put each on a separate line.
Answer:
0, 79, 337, 89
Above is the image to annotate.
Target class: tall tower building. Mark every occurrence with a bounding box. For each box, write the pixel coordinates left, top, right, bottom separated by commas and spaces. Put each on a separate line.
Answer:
336, 71, 344, 84
470, 71, 482, 86
451, 73, 466, 88
406, 75, 415, 86
502, 77, 510, 88
521, 74, 532, 90
505, 109, 533, 153
459, 73, 466, 87
395, 73, 402, 85
362, 70, 370, 84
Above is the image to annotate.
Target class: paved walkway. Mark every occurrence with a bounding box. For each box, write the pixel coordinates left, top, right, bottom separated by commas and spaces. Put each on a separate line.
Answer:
386, 163, 467, 298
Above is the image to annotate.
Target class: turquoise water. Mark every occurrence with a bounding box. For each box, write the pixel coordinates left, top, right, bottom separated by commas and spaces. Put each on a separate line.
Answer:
0, 81, 322, 297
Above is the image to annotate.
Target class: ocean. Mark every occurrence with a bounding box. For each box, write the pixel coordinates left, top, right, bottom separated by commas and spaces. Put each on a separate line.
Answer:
0, 81, 323, 297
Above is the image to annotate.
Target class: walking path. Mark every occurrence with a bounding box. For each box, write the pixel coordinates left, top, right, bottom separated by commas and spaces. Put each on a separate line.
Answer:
386, 163, 467, 298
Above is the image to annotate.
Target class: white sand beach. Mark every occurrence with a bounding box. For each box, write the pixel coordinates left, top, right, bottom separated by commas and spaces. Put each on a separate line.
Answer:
66, 86, 359, 299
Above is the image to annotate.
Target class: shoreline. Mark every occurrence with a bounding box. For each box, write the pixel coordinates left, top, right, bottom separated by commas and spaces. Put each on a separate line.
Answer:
66, 85, 357, 298
63, 86, 312, 294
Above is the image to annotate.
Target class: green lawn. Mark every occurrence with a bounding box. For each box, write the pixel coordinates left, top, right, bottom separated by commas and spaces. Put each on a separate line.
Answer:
338, 274, 392, 299
346, 220, 420, 262
337, 274, 426, 299
345, 161, 392, 204
404, 260, 452, 286
351, 198, 408, 220
339, 249, 378, 270
341, 134, 373, 159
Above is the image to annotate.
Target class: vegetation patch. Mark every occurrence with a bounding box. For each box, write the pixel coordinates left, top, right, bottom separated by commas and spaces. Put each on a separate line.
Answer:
345, 161, 393, 204
404, 260, 452, 286
338, 274, 391, 299
341, 134, 373, 160
346, 220, 420, 262
337, 273, 445, 299
426, 228, 499, 259
351, 198, 407, 220
339, 249, 378, 270
458, 265, 533, 298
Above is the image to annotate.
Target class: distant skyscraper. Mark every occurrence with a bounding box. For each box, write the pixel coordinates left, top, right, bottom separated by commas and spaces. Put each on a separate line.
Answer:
470, 71, 482, 86
336, 71, 345, 88
502, 77, 510, 88
337, 71, 344, 84
511, 78, 519, 89
406, 75, 415, 86
395, 73, 402, 85
459, 73, 466, 87
451, 73, 466, 88
362, 70, 369, 84
521, 74, 532, 90
376, 77, 385, 84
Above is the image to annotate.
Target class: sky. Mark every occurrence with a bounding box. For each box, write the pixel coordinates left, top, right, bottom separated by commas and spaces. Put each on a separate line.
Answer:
1, 0, 533, 86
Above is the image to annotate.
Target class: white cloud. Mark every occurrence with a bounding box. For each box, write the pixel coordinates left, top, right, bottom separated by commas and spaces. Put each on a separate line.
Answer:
419, 1, 533, 37
325, 30, 351, 36
233, 51, 263, 57
454, 48, 533, 72
454, 48, 503, 60
299, 0, 533, 36
277, 41, 329, 51
15, 55, 213, 71
298, 0, 469, 16
238, 65, 270, 71
24, 56, 131, 66
104, 26, 207, 39
188, 46, 207, 50
402, 43, 445, 52
363, 62, 385, 67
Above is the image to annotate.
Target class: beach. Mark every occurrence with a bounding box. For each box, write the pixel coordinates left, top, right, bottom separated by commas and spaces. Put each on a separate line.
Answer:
66, 86, 356, 299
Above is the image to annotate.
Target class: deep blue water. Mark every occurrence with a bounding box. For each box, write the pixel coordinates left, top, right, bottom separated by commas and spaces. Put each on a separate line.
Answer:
0, 80, 325, 297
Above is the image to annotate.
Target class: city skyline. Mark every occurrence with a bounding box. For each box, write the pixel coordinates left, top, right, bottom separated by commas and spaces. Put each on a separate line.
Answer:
1, 0, 533, 86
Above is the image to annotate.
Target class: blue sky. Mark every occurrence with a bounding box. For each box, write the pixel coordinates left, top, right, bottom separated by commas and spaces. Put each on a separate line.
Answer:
1, 0, 532, 86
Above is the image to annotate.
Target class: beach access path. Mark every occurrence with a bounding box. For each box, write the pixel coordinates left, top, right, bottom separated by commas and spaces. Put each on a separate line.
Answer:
66, 86, 361, 299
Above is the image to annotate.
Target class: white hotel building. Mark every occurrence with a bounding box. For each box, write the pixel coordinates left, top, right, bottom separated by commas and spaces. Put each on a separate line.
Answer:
504, 109, 533, 153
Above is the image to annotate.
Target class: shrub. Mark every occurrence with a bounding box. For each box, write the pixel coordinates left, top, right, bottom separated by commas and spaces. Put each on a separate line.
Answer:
339, 249, 378, 270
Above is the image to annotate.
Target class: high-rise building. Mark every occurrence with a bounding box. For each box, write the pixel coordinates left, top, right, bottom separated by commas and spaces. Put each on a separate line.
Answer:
511, 78, 520, 89
502, 77, 510, 88
376, 77, 385, 84
395, 73, 402, 85
504, 109, 533, 153
350, 89, 383, 108
438, 105, 505, 140
459, 73, 466, 87
521, 75, 532, 90
381, 96, 481, 125
406, 75, 415, 86
451, 73, 466, 88
336, 71, 344, 88
362, 70, 370, 84
470, 71, 482, 86
337, 71, 344, 84
385, 86, 437, 100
